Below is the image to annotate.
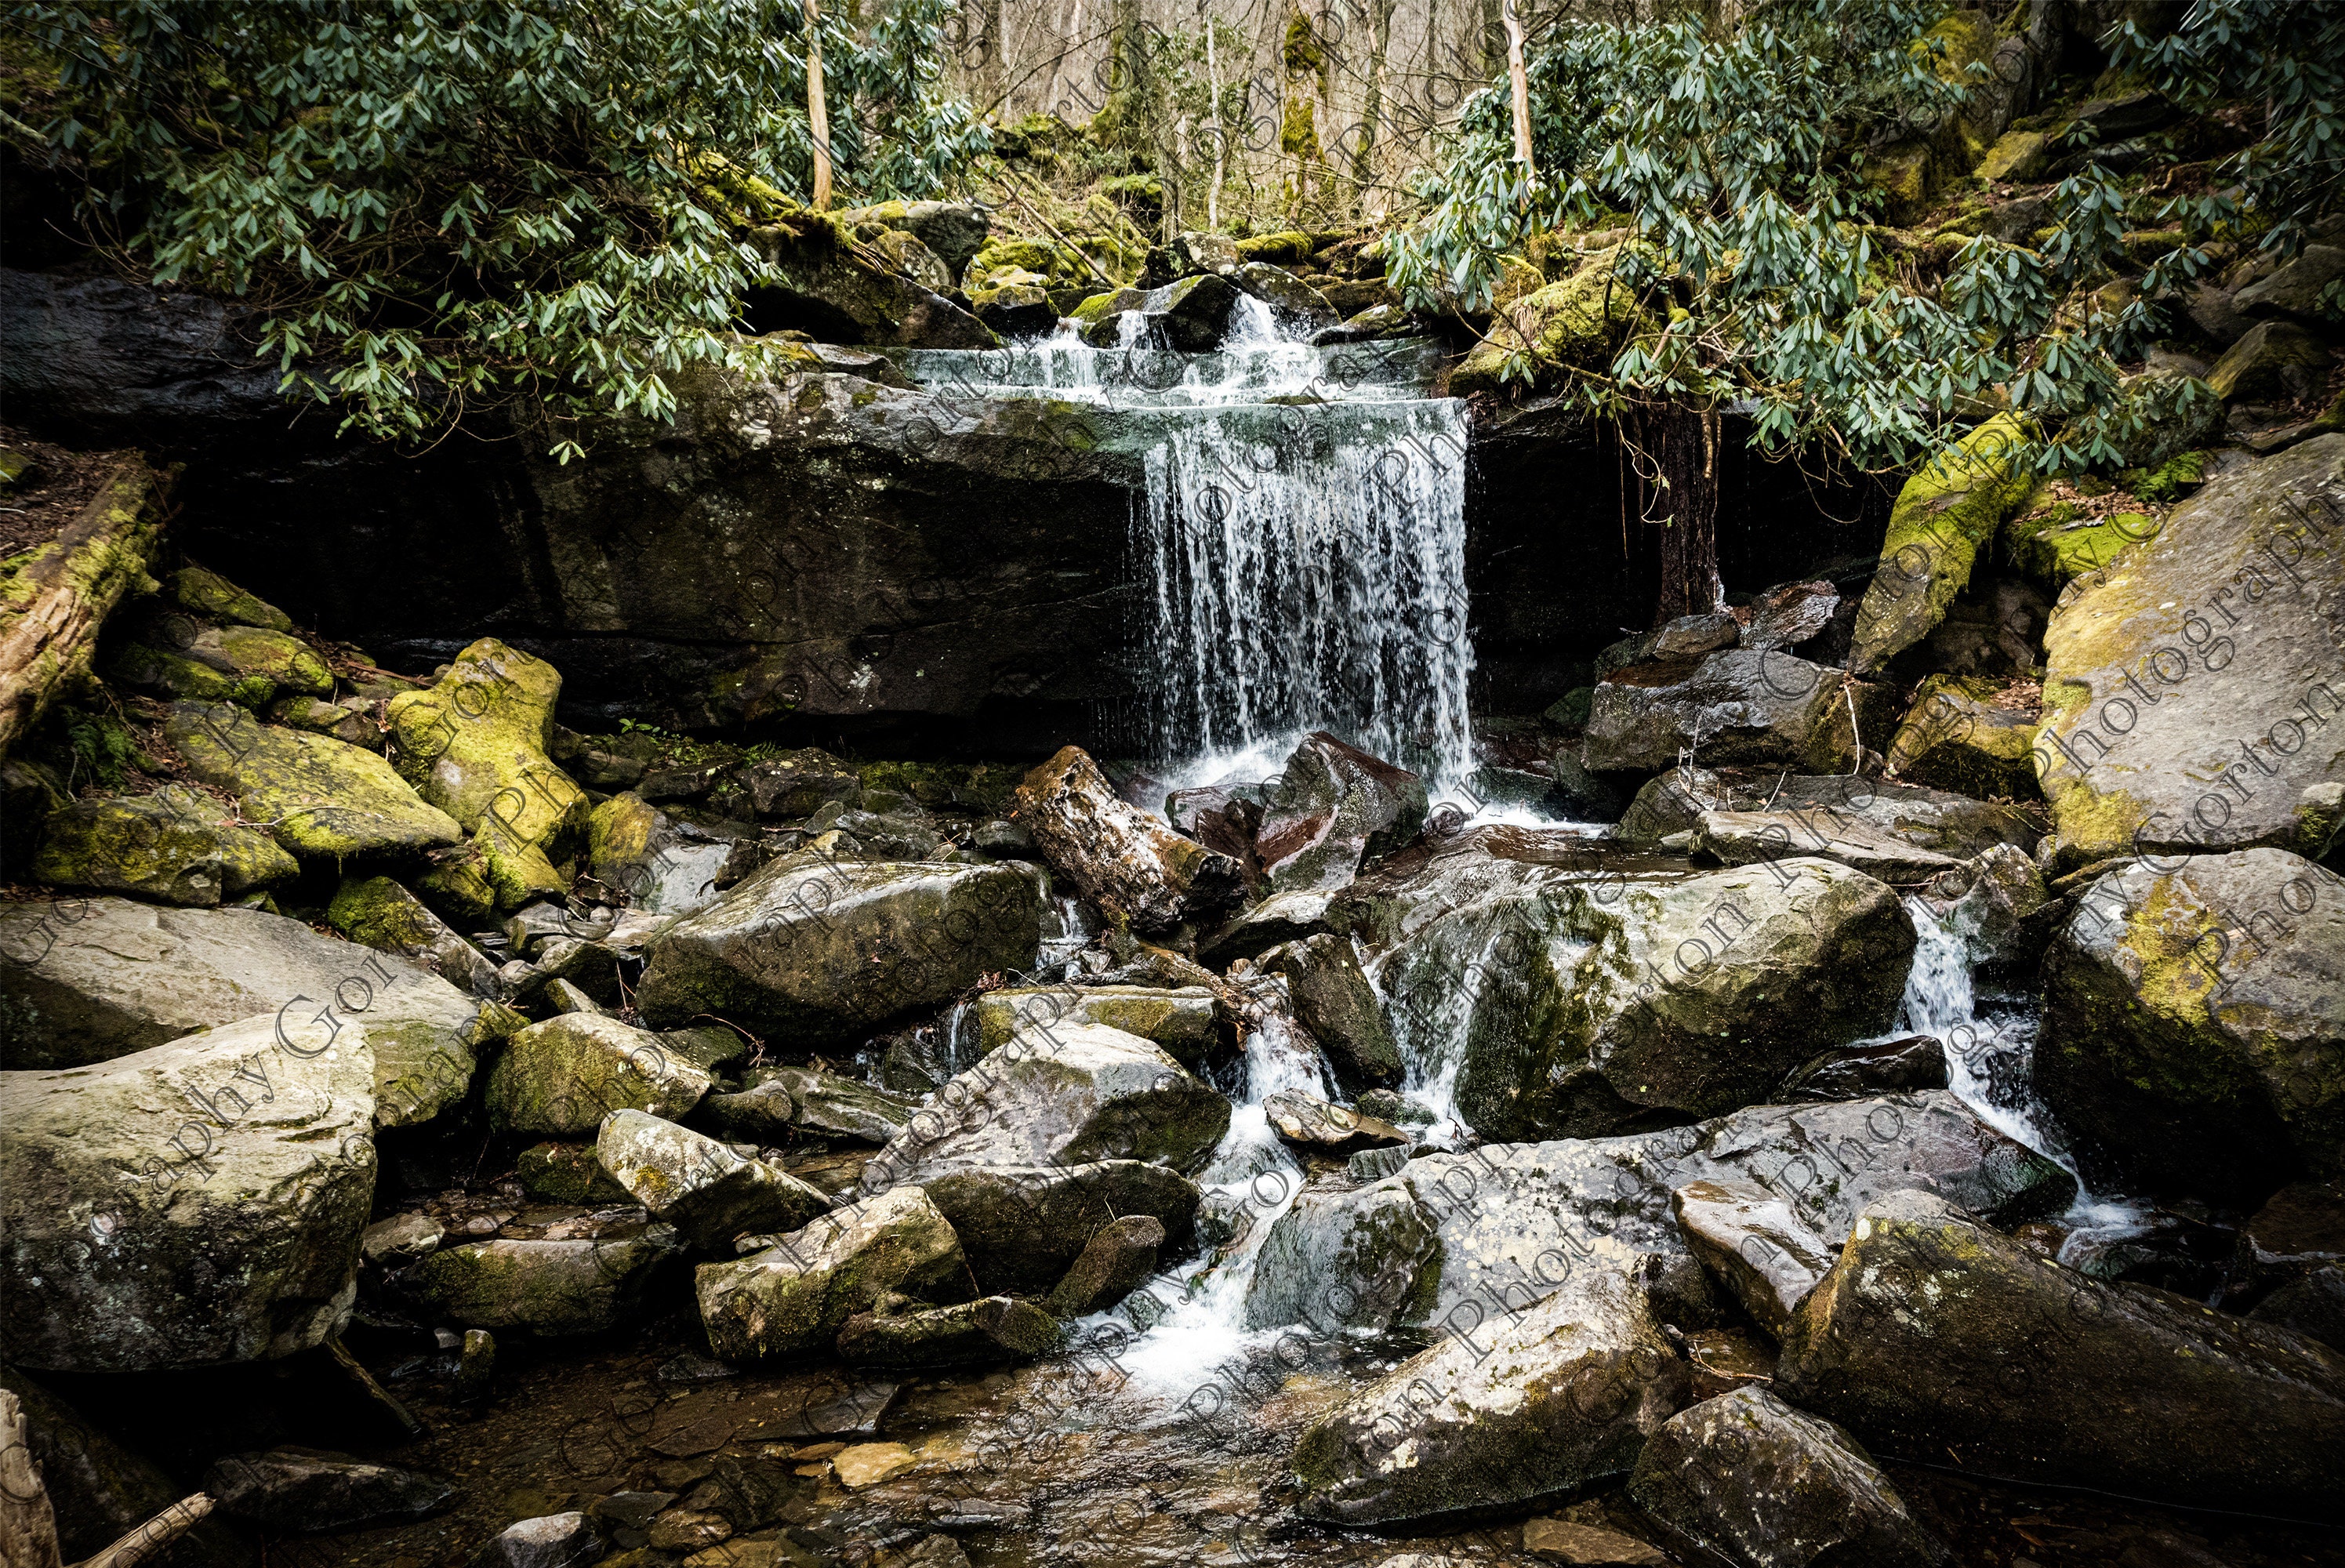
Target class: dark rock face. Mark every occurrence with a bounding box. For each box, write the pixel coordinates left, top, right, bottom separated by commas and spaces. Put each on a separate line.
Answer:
1254, 732, 1429, 895
1778, 1036, 1949, 1101
1044, 1214, 1164, 1316
204, 1447, 456, 1532
1258, 932, 1403, 1091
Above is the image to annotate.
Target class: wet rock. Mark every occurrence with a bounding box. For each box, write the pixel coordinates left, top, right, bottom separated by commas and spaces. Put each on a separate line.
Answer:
1074, 273, 1236, 349
1670, 1180, 1835, 1338
1693, 808, 1962, 881
1230, 261, 1338, 332
1778, 1189, 2345, 1514
1254, 731, 1428, 895
970, 267, 1055, 336
837, 1295, 1065, 1368
737, 748, 862, 819
205, 1446, 455, 1531
486, 1014, 713, 1137
1244, 1091, 2073, 1337
1263, 1091, 1410, 1156
329, 874, 503, 997
1347, 1145, 1412, 1181
1849, 414, 2034, 674
1351, 830, 1915, 1141
861, 1023, 1229, 1184
1290, 1269, 1687, 1525
1679, 1325, 1777, 1402
974, 984, 1221, 1067
2036, 848, 2344, 1205
1044, 1214, 1164, 1316
1741, 580, 1841, 654
31, 784, 298, 906
166, 699, 464, 862
0, 1014, 374, 1370
168, 564, 292, 632
584, 793, 736, 916
517, 1142, 633, 1205
1258, 933, 1402, 1091
362, 1213, 445, 1267
1581, 652, 1893, 774
2248, 1265, 2345, 1350
693, 1080, 799, 1143
1015, 746, 1241, 933
917, 1160, 1201, 1295
742, 1064, 919, 1143
1199, 887, 1338, 964
1166, 782, 1267, 880
456, 1327, 496, 1401
634, 846, 1040, 1044
830, 1441, 919, 1489
2033, 437, 2344, 867
1912, 842, 2053, 973
597, 1109, 831, 1252
698, 1186, 964, 1364
1628, 1387, 1947, 1568
402, 1218, 681, 1335
477, 1511, 601, 1568
1777, 1036, 1948, 1101
1521, 1519, 1669, 1564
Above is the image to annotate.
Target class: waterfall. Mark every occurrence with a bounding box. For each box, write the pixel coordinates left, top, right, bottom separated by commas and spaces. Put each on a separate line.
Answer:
893, 319, 1473, 789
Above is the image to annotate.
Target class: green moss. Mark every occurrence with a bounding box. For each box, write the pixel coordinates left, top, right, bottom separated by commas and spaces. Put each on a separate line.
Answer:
110, 642, 275, 708
31, 784, 298, 905
216, 624, 334, 696
1452, 246, 1655, 395
167, 566, 292, 633
1282, 9, 1324, 73
165, 699, 464, 862
1850, 412, 2034, 671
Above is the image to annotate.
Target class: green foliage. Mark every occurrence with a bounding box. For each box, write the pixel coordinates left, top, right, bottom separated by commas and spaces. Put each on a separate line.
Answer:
5, 0, 986, 452
61, 706, 139, 788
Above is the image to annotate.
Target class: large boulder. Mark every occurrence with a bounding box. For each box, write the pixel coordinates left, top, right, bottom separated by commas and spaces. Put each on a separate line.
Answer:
2206, 320, 2331, 402
1627, 1388, 1947, 1568
386, 638, 591, 913
1450, 245, 1653, 397
1014, 746, 1241, 933
1775, 1190, 2345, 1516
30, 784, 298, 906
1073, 274, 1236, 350
1242, 1091, 2072, 1338
1254, 731, 1429, 895
1614, 769, 2038, 858
1289, 1269, 1687, 1525
485, 1014, 713, 1136
748, 220, 998, 348
164, 700, 463, 862
1258, 934, 1403, 1091
1581, 652, 1894, 775
833, 199, 990, 280
696, 1186, 965, 1363
1669, 1180, 1836, 1339
633, 847, 1040, 1044
595, 1109, 830, 1252
401, 1217, 681, 1335
2032, 436, 2345, 867
2035, 849, 2343, 1206
1884, 674, 2041, 800
0, 1014, 375, 1370
973, 984, 1220, 1066
0, 897, 506, 1127
1345, 829, 1915, 1142
911, 1160, 1201, 1295
1849, 415, 2033, 674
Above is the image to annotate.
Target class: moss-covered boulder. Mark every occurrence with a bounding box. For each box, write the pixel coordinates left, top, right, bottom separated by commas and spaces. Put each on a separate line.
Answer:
633, 848, 1040, 1045
2033, 437, 2344, 867
167, 565, 293, 633
165, 700, 463, 862
968, 267, 1056, 337
401, 1218, 681, 1336
1290, 1270, 1688, 1525
387, 639, 590, 913
1451, 246, 1653, 396
31, 784, 298, 906
1849, 415, 2034, 674
973, 984, 1219, 1066
209, 625, 333, 697
1999, 495, 2165, 592
269, 694, 381, 750
1976, 128, 2049, 181
2035, 849, 2343, 1207
595, 1109, 829, 1253
1885, 675, 2041, 799
109, 641, 276, 708
748, 219, 999, 348
583, 791, 735, 916
0, 1013, 375, 1370
327, 874, 501, 997
836, 1295, 1064, 1369
1076, 273, 1237, 350
696, 1185, 964, 1363
1614, 769, 2039, 857
485, 1014, 713, 1137
1775, 1190, 2345, 1516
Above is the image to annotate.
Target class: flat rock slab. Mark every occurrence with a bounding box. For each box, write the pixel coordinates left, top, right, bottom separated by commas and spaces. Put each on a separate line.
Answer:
1695, 808, 1963, 882
1523, 1519, 1669, 1564
742, 1064, 917, 1143
401, 1222, 681, 1336
1263, 1090, 1410, 1156
836, 1296, 1065, 1368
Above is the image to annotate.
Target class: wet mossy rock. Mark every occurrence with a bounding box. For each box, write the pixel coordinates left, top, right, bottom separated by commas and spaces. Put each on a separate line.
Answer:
0, 1013, 376, 1372
1885, 675, 2041, 800
328, 873, 503, 996
212, 625, 333, 697
109, 640, 277, 708
31, 784, 299, 906
973, 984, 1219, 1066
387, 639, 590, 913
1074, 273, 1238, 350
2035, 849, 2344, 1207
1452, 246, 1655, 397
485, 1013, 713, 1137
1850, 414, 2034, 674
165, 700, 463, 862
696, 1185, 966, 1363
401, 1221, 681, 1336
2000, 499, 2164, 591
2033, 436, 2345, 868
748, 218, 999, 349
167, 564, 293, 633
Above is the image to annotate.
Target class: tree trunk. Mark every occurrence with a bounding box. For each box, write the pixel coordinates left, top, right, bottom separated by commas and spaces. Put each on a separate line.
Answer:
806, 0, 833, 210
1632, 406, 1723, 627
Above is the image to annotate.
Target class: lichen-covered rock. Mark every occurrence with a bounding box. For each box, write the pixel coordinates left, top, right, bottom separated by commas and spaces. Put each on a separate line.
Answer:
1628, 1388, 1948, 1568
1775, 1190, 2345, 1515
2035, 848, 2343, 1206
31, 784, 298, 906
1349, 829, 1915, 1142
0, 897, 507, 1128
1074, 273, 1236, 349
834, 198, 990, 279
836, 1295, 1065, 1369
209, 625, 333, 697
1846, 415, 2033, 675
1044, 1214, 1164, 1316
0, 1014, 375, 1370
401, 1218, 680, 1336
1258, 933, 1403, 1091
1243, 1091, 2071, 1338
1290, 1269, 1687, 1525
2032, 436, 2344, 867
167, 565, 293, 633
1451, 246, 1654, 396
595, 1109, 829, 1252
633, 846, 1040, 1044
1014, 746, 1241, 933
1885, 675, 2041, 799
916, 1160, 1200, 1296
1255, 731, 1429, 895
268, 694, 382, 750
1581, 652, 1894, 774
387, 639, 590, 913
1670, 1180, 1836, 1339
165, 700, 463, 862
697, 1186, 964, 1363
975, 984, 1221, 1066
328, 874, 502, 997
486, 1014, 713, 1137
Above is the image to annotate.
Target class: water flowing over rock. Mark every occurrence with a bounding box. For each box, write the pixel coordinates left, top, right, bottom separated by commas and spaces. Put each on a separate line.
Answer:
1012, 746, 1242, 932
1258, 932, 1403, 1091
1776, 1190, 2345, 1516
2035, 848, 2344, 1206
2032, 435, 2345, 868
633, 848, 1040, 1043
697, 1187, 965, 1364
1254, 732, 1429, 894
1289, 1269, 1688, 1526
0, 1014, 375, 1371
